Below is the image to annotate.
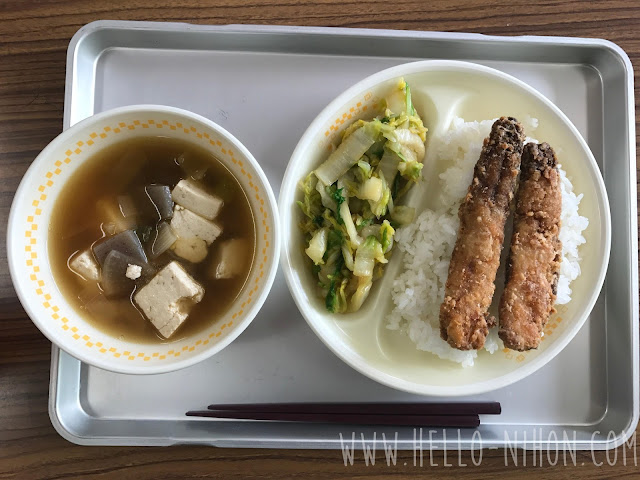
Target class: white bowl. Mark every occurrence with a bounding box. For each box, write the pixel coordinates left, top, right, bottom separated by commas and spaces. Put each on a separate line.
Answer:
8, 105, 280, 375
280, 60, 610, 396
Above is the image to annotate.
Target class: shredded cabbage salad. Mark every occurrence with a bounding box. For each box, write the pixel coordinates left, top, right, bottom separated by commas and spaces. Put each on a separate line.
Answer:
297, 79, 428, 313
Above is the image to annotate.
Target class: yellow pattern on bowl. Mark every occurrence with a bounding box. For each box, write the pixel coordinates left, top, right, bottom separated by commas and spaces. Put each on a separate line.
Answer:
8, 105, 279, 374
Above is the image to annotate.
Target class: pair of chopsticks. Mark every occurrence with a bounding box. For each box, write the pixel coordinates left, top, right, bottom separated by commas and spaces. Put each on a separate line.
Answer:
186, 402, 501, 428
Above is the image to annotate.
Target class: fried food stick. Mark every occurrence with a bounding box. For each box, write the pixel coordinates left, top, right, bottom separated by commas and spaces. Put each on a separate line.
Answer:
499, 142, 562, 351
440, 117, 524, 350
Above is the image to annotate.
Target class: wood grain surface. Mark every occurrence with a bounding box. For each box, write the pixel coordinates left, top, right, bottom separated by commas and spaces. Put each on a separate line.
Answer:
1, 1, 638, 478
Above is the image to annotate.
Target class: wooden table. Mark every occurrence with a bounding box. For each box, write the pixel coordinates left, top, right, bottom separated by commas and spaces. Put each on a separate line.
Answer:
0, 1, 638, 478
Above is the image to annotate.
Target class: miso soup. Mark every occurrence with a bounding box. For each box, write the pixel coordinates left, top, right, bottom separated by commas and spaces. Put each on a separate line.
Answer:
49, 136, 255, 343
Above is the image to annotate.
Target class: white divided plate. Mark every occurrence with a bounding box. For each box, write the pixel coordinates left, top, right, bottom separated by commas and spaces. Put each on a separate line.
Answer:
279, 60, 611, 396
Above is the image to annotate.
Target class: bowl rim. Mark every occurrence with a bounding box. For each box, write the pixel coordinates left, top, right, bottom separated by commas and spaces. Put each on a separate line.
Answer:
8, 104, 280, 375
279, 59, 611, 396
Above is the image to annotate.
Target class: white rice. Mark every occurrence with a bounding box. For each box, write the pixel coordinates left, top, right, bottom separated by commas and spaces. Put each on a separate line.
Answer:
386, 117, 589, 367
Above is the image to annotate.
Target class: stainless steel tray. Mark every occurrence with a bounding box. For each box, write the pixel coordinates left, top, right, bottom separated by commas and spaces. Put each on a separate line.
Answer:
49, 20, 638, 449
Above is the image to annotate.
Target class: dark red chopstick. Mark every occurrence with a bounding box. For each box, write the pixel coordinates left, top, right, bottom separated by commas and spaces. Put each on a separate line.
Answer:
186, 410, 481, 428
186, 402, 500, 427
206, 402, 501, 416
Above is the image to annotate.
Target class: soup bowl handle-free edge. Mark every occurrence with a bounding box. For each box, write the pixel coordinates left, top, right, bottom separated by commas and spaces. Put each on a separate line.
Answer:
8, 105, 280, 375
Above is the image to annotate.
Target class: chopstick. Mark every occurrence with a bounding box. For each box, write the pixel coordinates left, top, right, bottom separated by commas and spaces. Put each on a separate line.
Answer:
186, 410, 481, 428
186, 402, 500, 428
206, 402, 501, 416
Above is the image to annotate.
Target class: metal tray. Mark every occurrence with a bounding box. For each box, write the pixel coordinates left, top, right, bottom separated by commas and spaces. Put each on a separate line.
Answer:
49, 20, 638, 449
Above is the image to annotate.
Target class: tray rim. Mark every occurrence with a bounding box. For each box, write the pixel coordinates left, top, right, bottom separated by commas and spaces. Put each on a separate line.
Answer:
63, 20, 636, 129
51, 20, 638, 450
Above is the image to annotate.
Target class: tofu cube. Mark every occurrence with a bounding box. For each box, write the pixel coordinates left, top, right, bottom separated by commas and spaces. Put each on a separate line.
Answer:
210, 239, 250, 279
133, 261, 204, 338
171, 179, 223, 220
170, 205, 222, 244
170, 205, 222, 263
69, 249, 100, 281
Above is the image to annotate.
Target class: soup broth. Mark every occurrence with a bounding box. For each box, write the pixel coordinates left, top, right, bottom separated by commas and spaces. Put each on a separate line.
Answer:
49, 136, 255, 343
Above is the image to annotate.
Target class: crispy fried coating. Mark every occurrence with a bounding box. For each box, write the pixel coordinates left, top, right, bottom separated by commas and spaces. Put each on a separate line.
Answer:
440, 117, 524, 350
498, 142, 562, 351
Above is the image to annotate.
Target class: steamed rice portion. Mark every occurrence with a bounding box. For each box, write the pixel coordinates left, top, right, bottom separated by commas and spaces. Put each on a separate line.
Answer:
386, 117, 589, 367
